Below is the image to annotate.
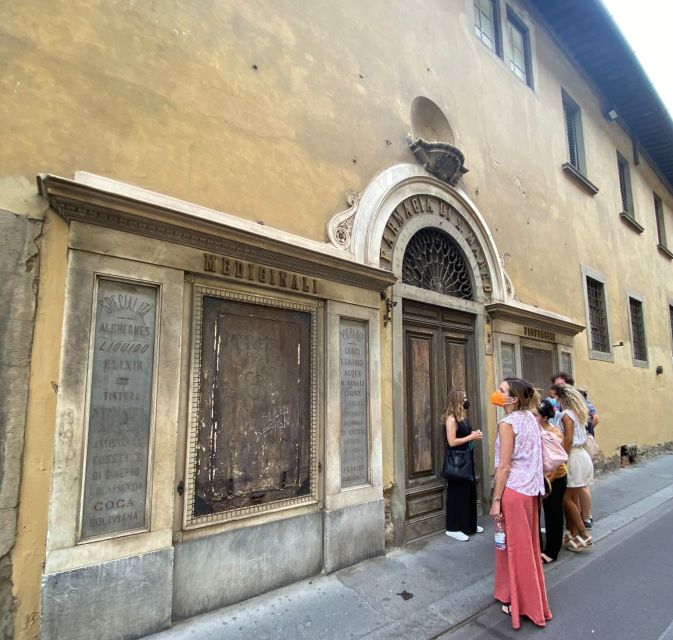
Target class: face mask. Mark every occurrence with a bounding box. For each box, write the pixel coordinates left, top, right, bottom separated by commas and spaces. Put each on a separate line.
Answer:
489, 390, 511, 407
463, 400, 470, 410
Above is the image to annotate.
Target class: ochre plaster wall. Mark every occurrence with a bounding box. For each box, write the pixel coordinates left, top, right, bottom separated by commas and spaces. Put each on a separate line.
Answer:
3, 0, 673, 629
0, 182, 44, 640
11, 211, 68, 640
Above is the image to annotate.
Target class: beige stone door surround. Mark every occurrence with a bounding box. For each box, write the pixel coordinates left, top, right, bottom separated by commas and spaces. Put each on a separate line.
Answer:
328, 163, 507, 545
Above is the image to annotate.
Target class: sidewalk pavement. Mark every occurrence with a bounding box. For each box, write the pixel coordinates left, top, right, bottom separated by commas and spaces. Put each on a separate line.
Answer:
148, 453, 673, 640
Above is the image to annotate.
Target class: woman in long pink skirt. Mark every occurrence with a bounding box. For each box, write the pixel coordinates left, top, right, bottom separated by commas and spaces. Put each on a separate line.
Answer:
489, 377, 551, 630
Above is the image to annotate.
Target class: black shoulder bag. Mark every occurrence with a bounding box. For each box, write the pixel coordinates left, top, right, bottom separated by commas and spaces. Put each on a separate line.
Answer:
441, 445, 474, 481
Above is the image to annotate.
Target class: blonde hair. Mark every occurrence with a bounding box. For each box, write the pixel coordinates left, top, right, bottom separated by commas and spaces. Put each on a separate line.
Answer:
551, 383, 589, 425
441, 389, 465, 423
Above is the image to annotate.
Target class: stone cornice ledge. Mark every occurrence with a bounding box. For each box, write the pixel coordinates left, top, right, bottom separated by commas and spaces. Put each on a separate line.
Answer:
486, 300, 585, 336
37, 173, 397, 292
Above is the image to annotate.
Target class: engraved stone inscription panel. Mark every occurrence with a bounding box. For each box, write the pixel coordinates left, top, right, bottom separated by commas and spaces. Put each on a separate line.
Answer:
194, 297, 312, 516
501, 342, 516, 379
339, 319, 369, 488
81, 279, 157, 539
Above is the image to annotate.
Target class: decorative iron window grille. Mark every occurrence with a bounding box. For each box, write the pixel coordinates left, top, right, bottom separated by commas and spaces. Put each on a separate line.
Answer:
629, 297, 647, 361
402, 229, 473, 300
586, 277, 610, 353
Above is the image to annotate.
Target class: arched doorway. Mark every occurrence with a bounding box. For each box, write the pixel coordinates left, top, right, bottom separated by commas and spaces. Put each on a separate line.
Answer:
399, 228, 479, 541
327, 164, 506, 546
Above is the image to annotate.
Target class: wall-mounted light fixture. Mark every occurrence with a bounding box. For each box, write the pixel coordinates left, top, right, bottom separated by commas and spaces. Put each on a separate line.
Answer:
381, 291, 397, 327
612, 340, 624, 347
605, 106, 619, 121
656, 365, 664, 375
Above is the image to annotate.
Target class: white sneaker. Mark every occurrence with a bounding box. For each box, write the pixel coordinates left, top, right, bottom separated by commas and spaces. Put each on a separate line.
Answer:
476, 525, 484, 533
445, 531, 469, 541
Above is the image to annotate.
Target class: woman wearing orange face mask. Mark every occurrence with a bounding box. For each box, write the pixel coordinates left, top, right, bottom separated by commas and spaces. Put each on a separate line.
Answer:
490, 377, 551, 630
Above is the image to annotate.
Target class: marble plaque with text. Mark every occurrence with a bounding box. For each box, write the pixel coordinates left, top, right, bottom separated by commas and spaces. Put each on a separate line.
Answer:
80, 279, 157, 539
339, 319, 369, 487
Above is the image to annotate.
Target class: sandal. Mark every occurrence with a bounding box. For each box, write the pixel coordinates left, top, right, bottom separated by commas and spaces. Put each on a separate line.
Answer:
541, 553, 554, 564
565, 534, 587, 552
501, 604, 512, 616
580, 534, 593, 546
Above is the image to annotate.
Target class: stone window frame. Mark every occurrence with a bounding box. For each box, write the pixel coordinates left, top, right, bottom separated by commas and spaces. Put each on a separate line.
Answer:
653, 192, 673, 259
560, 90, 599, 195
183, 285, 320, 530
505, 5, 534, 88
473, 0, 502, 56
45, 249, 184, 575
626, 290, 649, 368
668, 300, 673, 362
581, 265, 614, 362
617, 151, 644, 233
494, 330, 574, 407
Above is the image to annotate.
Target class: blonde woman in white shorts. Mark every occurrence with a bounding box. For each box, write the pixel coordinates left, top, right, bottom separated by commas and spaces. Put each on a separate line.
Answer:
550, 383, 593, 552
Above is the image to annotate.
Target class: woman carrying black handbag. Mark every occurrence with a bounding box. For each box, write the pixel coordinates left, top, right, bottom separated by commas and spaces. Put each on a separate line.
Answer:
442, 389, 483, 541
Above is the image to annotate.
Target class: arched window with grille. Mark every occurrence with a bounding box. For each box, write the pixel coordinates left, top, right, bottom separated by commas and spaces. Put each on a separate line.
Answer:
401, 228, 473, 300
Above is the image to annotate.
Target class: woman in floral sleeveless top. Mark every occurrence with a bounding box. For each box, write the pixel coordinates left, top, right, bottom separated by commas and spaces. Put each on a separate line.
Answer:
489, 377, 551, 629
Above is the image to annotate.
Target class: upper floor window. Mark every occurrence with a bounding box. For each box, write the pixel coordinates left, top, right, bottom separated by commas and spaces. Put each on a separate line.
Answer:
474, 0, 500, 54
582, 266, 613, 362
617, 153, 633, 214
653, 193, 673, 258
586, 277, 610, 353
560, 91, 598, 195
627, 295, 648, 365
562, 92, 585, 174
617, 152, 643, 233
506, 8, 532, 87
669, 304, 673, 357
654, 194, 666, 245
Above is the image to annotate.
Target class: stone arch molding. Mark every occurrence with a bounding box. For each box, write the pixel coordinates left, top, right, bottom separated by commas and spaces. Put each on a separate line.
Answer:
327, 163, 507, 303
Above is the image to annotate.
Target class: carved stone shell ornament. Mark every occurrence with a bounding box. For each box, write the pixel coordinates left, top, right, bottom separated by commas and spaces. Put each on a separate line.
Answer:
408, 138, 469, 186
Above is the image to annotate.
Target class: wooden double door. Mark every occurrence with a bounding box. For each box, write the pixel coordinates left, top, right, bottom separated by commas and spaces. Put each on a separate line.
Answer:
402, 300, 479, 542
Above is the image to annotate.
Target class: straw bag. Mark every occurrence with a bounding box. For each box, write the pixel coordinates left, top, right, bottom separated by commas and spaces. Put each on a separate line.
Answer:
584, 434, 600, 459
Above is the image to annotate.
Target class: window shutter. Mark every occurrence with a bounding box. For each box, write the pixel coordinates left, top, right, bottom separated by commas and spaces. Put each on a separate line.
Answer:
618, 161, 629, 212
564, 102, 578, 168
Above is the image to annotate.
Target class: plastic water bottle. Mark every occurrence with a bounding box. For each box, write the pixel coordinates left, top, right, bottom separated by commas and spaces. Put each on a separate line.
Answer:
494, 518, 506, 551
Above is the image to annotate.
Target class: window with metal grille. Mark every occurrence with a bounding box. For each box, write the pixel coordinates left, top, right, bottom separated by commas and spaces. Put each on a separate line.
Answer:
669, 305, 673, 357
654, 193, 667, 247
474, 0, 499, 53
586, 277, 610, 353
507, 9, 532, 87
617, 153, 633, 215
629, 297, 647, 362
562, 92, 585, 174
402, 229, 473, 299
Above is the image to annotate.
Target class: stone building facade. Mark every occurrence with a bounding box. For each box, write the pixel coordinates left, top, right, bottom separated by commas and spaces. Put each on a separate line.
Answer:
1, 1, 672, 638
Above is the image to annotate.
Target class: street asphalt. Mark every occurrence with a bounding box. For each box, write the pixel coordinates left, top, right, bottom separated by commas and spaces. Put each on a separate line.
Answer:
148, 453, 673, 640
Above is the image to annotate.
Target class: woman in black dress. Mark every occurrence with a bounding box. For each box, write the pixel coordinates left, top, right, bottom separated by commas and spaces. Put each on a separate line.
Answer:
443, 389, 483, 541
